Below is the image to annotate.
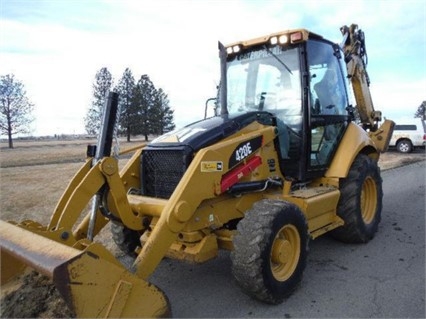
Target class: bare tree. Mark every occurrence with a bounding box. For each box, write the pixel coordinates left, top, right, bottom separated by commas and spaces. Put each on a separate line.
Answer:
0, 74, 34, 148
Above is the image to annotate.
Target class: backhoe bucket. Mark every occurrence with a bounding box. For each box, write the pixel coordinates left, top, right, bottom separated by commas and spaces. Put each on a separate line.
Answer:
0, 220, 170, 318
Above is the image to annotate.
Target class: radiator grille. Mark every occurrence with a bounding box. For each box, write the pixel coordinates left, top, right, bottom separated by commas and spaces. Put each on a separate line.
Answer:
142, 149, 189, 199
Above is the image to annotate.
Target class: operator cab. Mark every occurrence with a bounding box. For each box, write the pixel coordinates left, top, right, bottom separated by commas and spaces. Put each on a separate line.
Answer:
220, 30, 351, 181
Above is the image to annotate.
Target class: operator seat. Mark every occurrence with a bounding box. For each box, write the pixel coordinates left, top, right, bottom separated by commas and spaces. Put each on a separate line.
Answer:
313, 69, 337, 114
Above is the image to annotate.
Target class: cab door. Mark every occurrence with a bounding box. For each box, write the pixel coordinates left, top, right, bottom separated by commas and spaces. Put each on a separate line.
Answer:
306, 39, 350, 177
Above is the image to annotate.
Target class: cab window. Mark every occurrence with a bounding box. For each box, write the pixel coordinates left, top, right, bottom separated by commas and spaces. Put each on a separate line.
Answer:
307, 40, 349, 168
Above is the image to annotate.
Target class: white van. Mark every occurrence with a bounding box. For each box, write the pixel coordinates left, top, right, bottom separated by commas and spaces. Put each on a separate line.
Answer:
389, 118, 425, 153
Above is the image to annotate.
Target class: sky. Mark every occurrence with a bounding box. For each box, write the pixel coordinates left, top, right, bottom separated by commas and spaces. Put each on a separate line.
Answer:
0, 0, 425, 137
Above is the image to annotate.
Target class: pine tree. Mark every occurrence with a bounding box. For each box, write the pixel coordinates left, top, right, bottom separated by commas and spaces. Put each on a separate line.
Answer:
115, 68, 136, 141
0, 74, 34, 148
414, 101, 426, 120
132, 75, 156, 141
153, 88, 175, 135
150, 88, 162, 135
85, 67, 113, 135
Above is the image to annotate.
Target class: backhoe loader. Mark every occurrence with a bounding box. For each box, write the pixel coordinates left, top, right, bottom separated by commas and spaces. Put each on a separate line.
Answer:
1, 24, 394, 317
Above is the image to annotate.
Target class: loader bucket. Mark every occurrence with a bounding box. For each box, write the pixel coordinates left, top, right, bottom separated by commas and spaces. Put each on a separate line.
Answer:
0, 220, 170, 318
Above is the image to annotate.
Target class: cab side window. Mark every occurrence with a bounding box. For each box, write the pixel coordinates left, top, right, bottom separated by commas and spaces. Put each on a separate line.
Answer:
309, 43, 347, 116
307, 40, 349, 168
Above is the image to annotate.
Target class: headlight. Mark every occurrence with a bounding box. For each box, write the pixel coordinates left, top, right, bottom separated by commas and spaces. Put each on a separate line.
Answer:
278, 35, 288, 44
226, 45, 241, 55
270, 34, 288, 45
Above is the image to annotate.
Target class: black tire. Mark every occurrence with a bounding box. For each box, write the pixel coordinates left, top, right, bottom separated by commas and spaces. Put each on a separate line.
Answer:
111, 223, 142, 256
231, 200, 309, 304
331, 154, 383, 243
396, 139, 413, 153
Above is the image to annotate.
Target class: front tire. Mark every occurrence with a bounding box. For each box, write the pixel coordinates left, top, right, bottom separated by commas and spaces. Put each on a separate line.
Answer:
111, 223, 142, 256
231, 200, 309, 304
331, 154, 383, 243
396, 139, 413, 153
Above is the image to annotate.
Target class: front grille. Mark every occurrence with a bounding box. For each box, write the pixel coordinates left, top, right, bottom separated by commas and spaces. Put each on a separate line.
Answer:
141, 149, 190, 199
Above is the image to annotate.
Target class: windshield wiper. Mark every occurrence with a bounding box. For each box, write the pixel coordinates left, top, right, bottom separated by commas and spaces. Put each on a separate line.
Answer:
264, 45, 293, 75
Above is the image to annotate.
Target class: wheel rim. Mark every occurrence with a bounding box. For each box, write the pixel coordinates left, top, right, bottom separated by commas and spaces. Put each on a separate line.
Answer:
399, 142, 409, 152
360, 176, 378, 224
270, 224, 300, 281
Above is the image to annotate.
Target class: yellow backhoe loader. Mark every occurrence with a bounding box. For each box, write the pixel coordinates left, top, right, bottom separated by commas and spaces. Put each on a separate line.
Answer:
1, 24, 394, 317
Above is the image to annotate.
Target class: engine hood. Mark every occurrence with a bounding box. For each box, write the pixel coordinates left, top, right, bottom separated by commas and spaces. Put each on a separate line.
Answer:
148, 112, 273, 151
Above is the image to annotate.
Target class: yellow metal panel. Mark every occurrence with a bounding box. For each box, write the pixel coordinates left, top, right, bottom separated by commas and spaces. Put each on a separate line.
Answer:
215, 229, 235, 250
166, 234, 218, 263
184, 192, 263, 232
119, 148, 143, 191
369, 119, 395, 152
308, 213, 344, 239
326, 123, 378, 178
276, 187, 342, 237
54, 245, 170, 318
105, 280, 133, 318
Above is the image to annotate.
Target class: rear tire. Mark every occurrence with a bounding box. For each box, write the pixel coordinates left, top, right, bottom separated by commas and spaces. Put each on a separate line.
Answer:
231, 200, 309, 304
111, 223, 142, 256
331, 154, 383, 243
396, 139, 413, 153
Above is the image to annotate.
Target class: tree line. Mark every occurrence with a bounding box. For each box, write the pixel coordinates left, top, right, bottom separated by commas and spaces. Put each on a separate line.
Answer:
0, 69, 175, 148
85, 67, 175, 142
2, 71, 425, 148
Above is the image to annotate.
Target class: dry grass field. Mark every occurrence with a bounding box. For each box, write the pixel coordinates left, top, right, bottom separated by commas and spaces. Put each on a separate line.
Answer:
0, 137, 147, 223
0, 137, 424, 318
0, 137, 149, 318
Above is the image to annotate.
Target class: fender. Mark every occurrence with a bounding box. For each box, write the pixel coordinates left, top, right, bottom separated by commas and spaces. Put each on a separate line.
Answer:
325, 122, 379, 178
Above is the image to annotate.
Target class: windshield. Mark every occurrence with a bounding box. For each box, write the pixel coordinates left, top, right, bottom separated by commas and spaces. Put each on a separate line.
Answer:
226, 45, 302, 128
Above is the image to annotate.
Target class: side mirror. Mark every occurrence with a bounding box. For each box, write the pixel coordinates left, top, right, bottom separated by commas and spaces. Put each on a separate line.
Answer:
205, 97, 218, 119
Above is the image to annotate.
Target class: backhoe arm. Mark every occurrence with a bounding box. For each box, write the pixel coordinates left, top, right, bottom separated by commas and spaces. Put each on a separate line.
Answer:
341, 24, 382, 131
341, 24, 394, 152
